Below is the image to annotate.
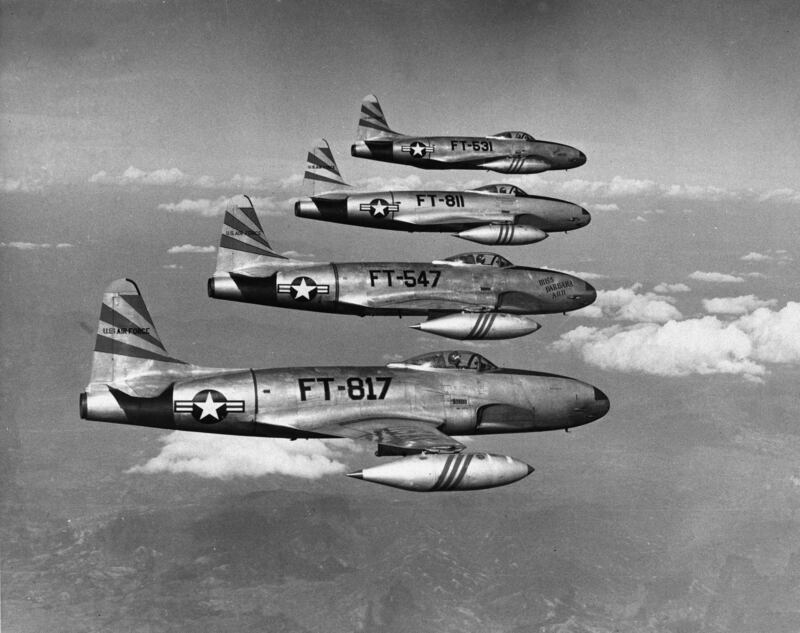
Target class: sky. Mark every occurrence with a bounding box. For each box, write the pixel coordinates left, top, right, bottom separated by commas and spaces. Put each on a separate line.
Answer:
2, 1, 800, 631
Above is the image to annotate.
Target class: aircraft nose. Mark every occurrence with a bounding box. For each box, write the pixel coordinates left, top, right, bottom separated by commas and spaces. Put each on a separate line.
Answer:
568, 383, 610, 427
571, 280, 596, 307
580, 207, 591, 226
582, 386, 610, 422
575, 151, 587, 166
592, 387, 610, 419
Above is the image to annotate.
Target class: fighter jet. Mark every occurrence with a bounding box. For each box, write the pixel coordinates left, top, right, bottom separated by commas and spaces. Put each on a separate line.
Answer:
208, 196, 597, 340
80, 278, 610, 491
296, 139, 591, 246
351, 94, 586, 174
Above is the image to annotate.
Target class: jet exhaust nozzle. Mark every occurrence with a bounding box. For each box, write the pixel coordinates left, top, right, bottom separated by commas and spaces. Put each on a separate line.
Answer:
455, 224, 548, 246
347, 452, 534, 492
411, 313, 541, 340
207, 273, 244, 301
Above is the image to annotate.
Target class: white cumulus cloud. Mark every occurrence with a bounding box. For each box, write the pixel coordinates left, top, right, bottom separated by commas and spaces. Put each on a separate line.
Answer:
703, 295, 777, 315
689, 271, 745, 283
579, 284, 683, 323
553, 302, 800, 380
1, 241, 74, 250
127, 433, 362, 479
654, 282, 691, 293
741, 251, 772, 262
158, 196, 283, 217
167, 244, 216, 254
89, 166, 272, 190
558, 269, 607, 281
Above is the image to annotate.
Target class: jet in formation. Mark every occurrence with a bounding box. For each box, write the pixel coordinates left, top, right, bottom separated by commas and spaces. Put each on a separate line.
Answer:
296, 139, 591, 246
80, 279, 609, 491
208, 196, 597, 340
350, 94, 586, 174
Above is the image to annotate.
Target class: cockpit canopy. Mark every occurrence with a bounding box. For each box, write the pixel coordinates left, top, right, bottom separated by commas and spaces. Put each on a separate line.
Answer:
440, 252, 513, 268
388, 350, 498, 372
491, 131, 535, 141
472, 183, 529, 197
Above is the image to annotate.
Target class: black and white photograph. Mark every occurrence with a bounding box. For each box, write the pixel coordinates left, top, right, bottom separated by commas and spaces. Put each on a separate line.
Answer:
2, 1, 799, 631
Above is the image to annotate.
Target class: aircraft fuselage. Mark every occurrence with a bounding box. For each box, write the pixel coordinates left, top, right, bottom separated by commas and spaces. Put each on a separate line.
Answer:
208, 261, 596, 317
81, 364, 610, 442
295, 189, 590, 235
351, 136, 586, 174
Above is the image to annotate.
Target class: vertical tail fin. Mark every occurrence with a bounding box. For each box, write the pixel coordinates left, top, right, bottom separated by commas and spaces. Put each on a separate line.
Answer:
215, 195, 288, 273
357, 94, 399, 140
302, 139, 349, 196
89, 279, 187, 389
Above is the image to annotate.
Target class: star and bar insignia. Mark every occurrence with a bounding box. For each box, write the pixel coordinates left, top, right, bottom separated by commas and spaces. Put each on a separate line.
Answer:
174, 389, 245, 423
359, 198, 400, 218
277, 276, 331, 301
401, 141, 435, 158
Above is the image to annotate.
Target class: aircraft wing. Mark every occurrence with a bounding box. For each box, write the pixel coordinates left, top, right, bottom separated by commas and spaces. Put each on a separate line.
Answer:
344, 294, 493, 312
315, 417, 466, 454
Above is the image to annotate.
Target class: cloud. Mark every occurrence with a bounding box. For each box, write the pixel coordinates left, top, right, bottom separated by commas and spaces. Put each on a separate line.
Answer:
280, 250, 315, 259
689, 271, 745, 283
127, 433, 363, 479
579, 283, 683, 323
559, 269, 607, 281
280, 173, 304, 189
157, 195, 284, 217
355, 174, 424, 191
553, 302, 800, 380
703, 295, 777, 315
167, 244, 216, 254
89, 166, 272, 190
653, 282, 690, 293
587, 203, 619, 212
758, 188, 800, 204
741, 251, 772, 262
1, 241, 74, 249
1, 177, 45, 192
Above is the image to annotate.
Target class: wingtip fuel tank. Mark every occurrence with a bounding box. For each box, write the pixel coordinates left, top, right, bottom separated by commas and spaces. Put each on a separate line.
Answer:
410, 313, 541, 340
346, 452, 534, 492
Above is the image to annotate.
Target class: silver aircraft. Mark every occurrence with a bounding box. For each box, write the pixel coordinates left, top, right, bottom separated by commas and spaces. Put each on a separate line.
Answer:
208, 196, 597, 340
296, 139, 591, 246
80, 279, 610, 491
351, 94, 586, 174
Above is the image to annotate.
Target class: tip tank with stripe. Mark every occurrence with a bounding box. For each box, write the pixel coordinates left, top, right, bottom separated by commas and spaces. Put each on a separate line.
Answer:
346, 452, 534, 492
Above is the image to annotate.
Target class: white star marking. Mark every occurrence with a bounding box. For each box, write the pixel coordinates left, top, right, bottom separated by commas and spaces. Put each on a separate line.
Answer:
291, 278, 314, 300
196, 392, 224, 420
410, 142, 425, 157
372, 200, 389, 216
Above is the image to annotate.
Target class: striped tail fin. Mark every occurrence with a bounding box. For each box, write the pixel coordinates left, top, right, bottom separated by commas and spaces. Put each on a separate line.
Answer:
90, 279, 188, 390
302, 139, 349, 196
215, 195, 289, 273
357, 94, 399, 140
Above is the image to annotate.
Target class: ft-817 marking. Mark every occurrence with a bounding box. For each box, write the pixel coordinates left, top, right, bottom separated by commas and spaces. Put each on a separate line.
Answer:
298, 376, 393, 401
